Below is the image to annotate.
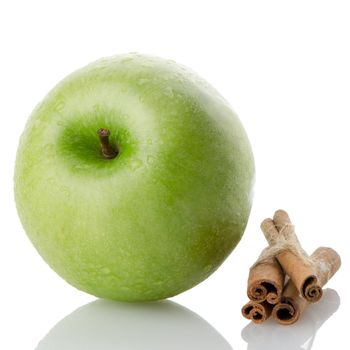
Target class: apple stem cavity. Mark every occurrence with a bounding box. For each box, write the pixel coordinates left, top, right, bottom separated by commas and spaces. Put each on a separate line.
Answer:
97, 128, 118, 159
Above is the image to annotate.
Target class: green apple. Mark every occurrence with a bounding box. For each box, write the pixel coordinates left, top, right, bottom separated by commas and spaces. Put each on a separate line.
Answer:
14, 53, 254, 301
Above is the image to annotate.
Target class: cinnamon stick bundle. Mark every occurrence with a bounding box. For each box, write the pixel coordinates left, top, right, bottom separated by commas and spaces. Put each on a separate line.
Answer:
242, 209, 341, 326
272, 247, 341, 325
241, 300, 273, 324
261, 210, 322, 303
247, 256, 285, 304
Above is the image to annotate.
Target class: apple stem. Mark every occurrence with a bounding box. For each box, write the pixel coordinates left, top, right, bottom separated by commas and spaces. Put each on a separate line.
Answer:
97, 128, 118, 159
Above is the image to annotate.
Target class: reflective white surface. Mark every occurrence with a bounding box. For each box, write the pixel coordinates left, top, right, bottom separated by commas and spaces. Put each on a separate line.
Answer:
36, 299, 232, 350
33, 289, 341, 350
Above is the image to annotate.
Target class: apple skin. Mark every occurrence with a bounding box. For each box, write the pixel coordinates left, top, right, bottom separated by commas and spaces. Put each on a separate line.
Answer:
14, 53, 254, 301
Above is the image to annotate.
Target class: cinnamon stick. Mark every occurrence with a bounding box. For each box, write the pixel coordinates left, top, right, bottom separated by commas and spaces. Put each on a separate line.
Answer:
261, 210, 322, 302
247, 256, 285, 304
272, 247, 341, 325
242, 300, 273, 324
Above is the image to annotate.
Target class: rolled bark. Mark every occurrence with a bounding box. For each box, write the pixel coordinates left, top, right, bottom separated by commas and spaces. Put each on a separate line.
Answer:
241, 300, 273, 324
261, 210, 322, 302
247, 256, 285, 304
272, 247, 341, 325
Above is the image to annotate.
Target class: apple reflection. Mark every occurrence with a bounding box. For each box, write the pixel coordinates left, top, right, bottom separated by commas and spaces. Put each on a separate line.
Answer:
36, 299, 233, 350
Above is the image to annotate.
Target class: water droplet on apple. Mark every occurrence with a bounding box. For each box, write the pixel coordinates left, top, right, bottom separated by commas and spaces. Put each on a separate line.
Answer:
62, 186, 71, 198
93, 104, 102, 114
147, 138, 153, 145
147, 155, 156, 165
100, 267, 110, 275
74, 164, 89, 170
121, 57, 133, 64
52, 98, 65, 112
163, 86, 174, 98
204, 264, 213, 274
46, 177, 55, 186
129, 158, 143, 171
137, 78, 149, 86
141, 61, 153, 68
139, 96, 144, 103
46, 144, 56, 155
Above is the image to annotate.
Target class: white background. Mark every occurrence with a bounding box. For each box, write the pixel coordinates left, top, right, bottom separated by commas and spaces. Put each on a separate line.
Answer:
1, 1, 349, 349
